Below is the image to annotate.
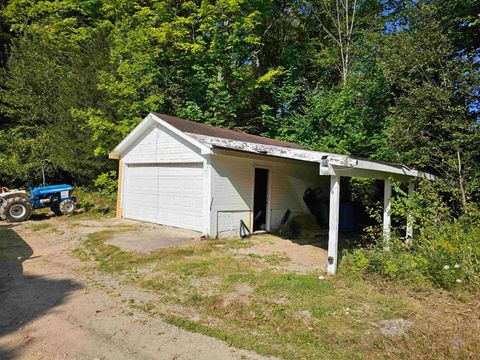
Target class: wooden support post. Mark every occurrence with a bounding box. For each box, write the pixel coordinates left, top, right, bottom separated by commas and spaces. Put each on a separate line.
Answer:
116, 160, 123, 218
328, 175, 341, 275
406, 182, 414, 242
383, 179, 392, 248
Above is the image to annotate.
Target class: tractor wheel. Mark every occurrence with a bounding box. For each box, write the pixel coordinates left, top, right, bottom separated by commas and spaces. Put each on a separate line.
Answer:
0, 197, 33, 222
59, 199, 76, 215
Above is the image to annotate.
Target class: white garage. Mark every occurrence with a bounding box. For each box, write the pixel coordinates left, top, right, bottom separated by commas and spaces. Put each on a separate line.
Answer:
110, 112, 435, 274
112, 113, 210, 233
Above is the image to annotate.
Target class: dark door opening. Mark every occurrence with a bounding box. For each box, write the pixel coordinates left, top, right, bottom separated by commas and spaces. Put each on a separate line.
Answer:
253, 168, 269, 231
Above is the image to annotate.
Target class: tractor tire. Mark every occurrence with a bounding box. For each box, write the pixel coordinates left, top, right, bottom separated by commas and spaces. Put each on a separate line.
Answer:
58, 199, 76, 215
0, 196, 33, 222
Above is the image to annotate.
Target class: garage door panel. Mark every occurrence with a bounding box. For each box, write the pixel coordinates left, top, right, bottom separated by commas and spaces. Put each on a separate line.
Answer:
124, 163, 204, 231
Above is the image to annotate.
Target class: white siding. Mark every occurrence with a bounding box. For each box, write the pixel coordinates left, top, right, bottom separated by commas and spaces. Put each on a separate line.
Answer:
217, 211, 251, 238
210, 153, 328, 238
269, 161, 328, 228
210, 155, 252, 238
122, 124, 203, 164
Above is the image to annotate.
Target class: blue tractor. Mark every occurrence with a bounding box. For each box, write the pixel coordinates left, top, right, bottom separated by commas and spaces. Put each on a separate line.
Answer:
0, 184, 77, 222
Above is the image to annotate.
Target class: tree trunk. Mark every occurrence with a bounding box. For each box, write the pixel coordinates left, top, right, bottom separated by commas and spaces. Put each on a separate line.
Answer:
457, 149, 467, 209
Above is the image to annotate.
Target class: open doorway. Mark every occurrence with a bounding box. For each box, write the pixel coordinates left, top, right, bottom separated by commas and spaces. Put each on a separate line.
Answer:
253, 168, 269, 231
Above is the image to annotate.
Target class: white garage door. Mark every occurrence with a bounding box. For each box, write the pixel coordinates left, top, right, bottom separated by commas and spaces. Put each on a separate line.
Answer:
123, 163, 204, 231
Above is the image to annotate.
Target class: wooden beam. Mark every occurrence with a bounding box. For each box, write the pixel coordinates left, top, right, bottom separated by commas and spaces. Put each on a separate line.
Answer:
116, 160, 123, 218
323, 166, 410, 182
406, 182, 414, 242
328, 175, 341, 275
383, 179, 392, 248
108, 151, 120, 159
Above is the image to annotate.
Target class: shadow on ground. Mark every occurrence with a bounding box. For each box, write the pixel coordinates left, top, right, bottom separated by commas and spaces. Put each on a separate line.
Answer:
271, 220, 364, 268
29, 212, 55, 221
0, 224, 82, 358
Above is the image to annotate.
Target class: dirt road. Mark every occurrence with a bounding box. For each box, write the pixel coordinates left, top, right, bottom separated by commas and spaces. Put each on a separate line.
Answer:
0, 217, 272, 360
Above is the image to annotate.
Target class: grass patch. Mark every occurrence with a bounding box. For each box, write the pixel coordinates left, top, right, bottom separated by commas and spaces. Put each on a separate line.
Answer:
73, 230, 138, 273
30, 223, 53, 231
75, 230, 480, 359
72, 211, 115, 220
263, 253, 290, 266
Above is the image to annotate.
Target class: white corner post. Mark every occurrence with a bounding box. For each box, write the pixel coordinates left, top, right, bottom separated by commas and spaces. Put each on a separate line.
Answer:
406, 182, 414, 242
203, 154, 213, 237
328, 175, 341, 275
383, 179, 392, 249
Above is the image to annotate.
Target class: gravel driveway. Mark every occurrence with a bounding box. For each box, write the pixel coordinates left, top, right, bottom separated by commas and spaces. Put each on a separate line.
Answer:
0, 217, 273, 360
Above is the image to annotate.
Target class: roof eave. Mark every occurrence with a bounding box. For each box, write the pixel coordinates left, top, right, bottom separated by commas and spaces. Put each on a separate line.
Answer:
109, 114, 437, 181
108, 114, 157, 160
190, 133, 437, 181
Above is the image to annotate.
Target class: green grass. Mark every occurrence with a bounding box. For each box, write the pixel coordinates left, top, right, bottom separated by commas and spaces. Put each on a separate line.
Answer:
263, 253, 290, 266
30, 223, 53, 231
75, 231, 480, 359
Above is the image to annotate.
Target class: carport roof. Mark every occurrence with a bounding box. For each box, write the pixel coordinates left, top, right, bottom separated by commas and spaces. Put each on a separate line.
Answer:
109, 112, 437, 181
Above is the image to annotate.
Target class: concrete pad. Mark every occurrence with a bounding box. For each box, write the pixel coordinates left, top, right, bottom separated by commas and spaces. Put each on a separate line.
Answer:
106, 223, 201, 252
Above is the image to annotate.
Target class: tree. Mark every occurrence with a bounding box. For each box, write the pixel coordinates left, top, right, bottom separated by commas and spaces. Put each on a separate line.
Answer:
282, 63, 390, 158
0, 0, 477, 211
312, 0, 359, 86
0, 27, 110, 185
379, 1, 480, 210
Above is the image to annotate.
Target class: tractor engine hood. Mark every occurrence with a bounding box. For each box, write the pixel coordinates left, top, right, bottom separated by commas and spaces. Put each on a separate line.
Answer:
30, 184, 73, 197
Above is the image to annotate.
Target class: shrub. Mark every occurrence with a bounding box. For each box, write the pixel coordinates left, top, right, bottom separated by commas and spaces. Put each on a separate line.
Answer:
75, 187, 116, 214
343, 182, 480, 290
94, 171, 118, 196
343, 221, 480, 290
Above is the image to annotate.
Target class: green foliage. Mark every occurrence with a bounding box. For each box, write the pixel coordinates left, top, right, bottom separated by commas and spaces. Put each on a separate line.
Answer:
0, 126, 52, 186
0, 0, 478, 202
282, 68, 391, 158
345, 220, 480, 290
75, 187, 116, 214
94, 171, 118, 196
380, 2, 480, 208
0, 26, 111, 185
343, 183, 480, 290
